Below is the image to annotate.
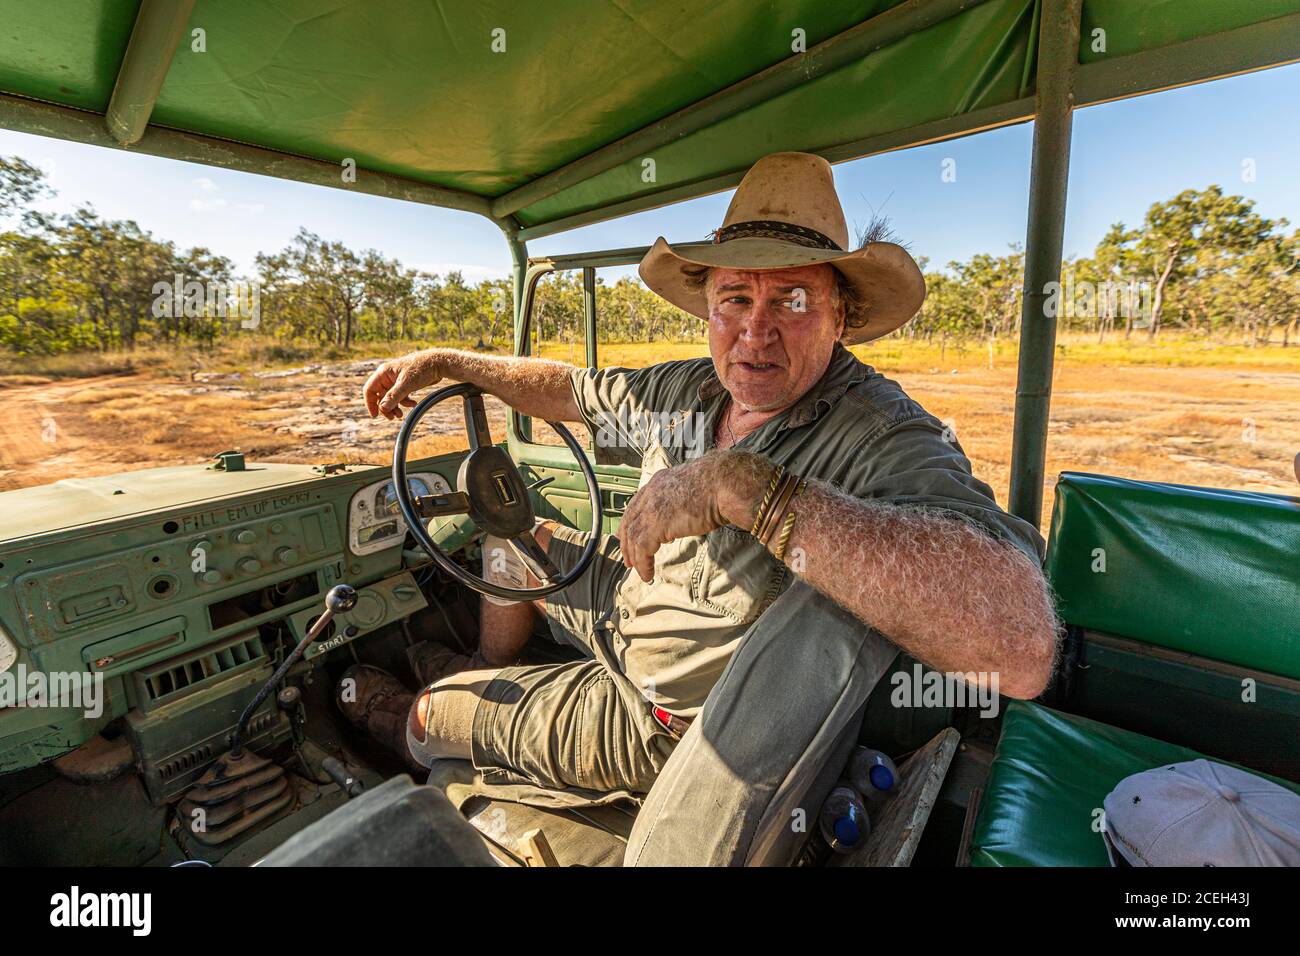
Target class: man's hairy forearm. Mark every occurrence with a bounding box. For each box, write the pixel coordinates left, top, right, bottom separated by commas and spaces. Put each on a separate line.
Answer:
420, 348, 580, 422
720, 455, 1059, 699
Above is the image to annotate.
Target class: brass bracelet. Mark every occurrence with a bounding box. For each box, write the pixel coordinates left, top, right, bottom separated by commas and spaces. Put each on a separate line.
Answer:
750, 463, 785, 537
771, 479, 807, 562
757, 472, 801, 546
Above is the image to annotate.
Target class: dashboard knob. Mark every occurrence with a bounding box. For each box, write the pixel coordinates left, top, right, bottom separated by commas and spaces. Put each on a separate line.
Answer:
237, 557, 262, 575
269, 521, 285, 535
275, 546, 299, 565
196, 569, 222, 585
235, 529, 256, 545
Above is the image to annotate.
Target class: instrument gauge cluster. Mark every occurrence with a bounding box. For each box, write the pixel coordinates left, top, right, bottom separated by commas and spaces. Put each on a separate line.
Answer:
347, 472, 451, 555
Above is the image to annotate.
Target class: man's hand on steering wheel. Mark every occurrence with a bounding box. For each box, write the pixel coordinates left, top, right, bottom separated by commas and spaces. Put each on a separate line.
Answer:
365, 350, 445, 420
617, 450, 774, 582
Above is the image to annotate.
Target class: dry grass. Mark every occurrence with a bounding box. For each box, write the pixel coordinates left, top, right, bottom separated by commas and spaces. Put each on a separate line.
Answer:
1, 335, 1296, 528
550, 335, 1300, 525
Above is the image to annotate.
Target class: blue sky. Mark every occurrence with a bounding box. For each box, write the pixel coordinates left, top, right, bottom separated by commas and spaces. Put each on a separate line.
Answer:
1, 61, 1297, 282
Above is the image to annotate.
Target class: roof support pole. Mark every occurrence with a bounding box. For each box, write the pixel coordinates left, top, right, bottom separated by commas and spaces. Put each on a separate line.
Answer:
506, 230, 529, 350
1007, 0, 1081, 530
502, 228, 535, 444
105, 0, 196, 145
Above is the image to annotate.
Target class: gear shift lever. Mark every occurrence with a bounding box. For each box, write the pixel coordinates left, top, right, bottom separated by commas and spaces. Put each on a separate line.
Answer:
178, 584, 358, 847
229, 584, 357, 757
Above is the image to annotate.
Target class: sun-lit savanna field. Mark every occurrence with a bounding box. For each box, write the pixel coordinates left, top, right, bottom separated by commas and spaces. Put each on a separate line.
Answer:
1, 331, 1295, 530
5, 139, 1297, 529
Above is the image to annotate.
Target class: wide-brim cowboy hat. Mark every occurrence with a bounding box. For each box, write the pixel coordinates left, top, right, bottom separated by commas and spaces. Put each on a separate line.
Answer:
639, 152, 926, 345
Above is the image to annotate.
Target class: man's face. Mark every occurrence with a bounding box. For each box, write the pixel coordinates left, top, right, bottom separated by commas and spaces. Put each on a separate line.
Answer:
707, 264, 845, 412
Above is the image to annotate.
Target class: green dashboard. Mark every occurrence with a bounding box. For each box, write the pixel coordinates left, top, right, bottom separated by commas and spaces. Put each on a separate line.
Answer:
0, 454, 463, 783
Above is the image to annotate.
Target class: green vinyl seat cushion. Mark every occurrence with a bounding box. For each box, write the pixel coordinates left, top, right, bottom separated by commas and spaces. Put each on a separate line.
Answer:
968, 701, 1300, 867
1046, 473, 1300, 679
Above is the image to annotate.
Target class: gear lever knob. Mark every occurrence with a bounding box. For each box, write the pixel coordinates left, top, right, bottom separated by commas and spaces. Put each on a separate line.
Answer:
326, 584, 358, 614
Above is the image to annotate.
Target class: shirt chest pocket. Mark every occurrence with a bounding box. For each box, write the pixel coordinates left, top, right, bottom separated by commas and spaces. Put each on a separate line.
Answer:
690, 525, 787, 626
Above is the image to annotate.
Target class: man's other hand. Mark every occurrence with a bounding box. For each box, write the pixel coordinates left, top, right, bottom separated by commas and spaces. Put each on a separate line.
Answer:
617, 451, 772, 582
364, 350, 444, 419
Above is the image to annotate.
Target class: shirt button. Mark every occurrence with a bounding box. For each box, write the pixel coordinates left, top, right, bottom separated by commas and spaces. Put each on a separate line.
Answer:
620, 607, 631, 621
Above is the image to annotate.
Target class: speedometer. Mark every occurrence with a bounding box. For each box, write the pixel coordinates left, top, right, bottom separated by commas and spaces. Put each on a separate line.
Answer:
347, 472, 451, 555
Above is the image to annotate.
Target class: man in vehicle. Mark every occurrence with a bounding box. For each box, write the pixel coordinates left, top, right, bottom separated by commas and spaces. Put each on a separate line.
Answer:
345, 151, 1059, 795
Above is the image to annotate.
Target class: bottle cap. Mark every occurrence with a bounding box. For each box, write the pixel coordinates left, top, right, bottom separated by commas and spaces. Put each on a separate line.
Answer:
833, 816, 860, 847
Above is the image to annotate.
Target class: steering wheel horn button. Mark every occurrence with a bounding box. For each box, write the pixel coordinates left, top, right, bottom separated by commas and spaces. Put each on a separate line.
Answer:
491, 471, 518, 506
457, 446, 535, 538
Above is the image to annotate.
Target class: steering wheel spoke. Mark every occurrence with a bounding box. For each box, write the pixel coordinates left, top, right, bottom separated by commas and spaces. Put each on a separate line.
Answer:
508, 529, 563, 584
414, 491, 470, 518
463, 391, 494, 451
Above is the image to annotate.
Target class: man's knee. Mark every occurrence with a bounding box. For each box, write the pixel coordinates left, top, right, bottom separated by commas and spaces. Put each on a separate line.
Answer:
405, 669, 501, 766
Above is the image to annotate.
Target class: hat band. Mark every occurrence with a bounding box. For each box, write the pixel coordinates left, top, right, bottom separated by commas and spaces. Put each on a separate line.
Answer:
714, 219, 843, 252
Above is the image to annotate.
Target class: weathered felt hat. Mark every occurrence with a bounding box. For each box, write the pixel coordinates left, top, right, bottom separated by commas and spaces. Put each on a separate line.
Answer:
639, 152, 926, 344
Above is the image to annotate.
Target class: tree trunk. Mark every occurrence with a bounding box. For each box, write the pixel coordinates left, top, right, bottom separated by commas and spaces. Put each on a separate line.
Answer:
1148, 247, 1179, 341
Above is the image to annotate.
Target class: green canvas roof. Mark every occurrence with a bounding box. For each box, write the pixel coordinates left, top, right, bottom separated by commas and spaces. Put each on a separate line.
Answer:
0, 0, 1297, 239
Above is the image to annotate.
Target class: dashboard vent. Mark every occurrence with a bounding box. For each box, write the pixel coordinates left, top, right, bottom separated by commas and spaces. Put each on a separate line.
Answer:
159, 743, 214, 781
134, 632, 267, 711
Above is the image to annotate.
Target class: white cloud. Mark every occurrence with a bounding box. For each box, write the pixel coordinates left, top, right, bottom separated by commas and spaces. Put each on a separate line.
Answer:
194, 176, 218, 192
234, 202, 265, 215
189, 197, 227, 212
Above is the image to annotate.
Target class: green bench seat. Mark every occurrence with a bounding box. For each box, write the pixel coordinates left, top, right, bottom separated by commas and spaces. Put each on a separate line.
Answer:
972, 474, 1299, 866
1046, 473, 1299, 679
969, 701, 1300, 866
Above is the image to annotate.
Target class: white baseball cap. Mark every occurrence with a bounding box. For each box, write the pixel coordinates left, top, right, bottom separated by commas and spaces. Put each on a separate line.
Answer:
1102, 759, 1300, 866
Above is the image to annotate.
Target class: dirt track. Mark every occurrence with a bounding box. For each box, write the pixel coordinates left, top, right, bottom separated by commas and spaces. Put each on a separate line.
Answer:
0, 362, 509, 493
1, 358, 1296, 527
0, 374, 146, 491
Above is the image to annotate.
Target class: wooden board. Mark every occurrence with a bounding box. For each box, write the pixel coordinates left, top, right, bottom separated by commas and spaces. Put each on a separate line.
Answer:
830, 727, 961, 867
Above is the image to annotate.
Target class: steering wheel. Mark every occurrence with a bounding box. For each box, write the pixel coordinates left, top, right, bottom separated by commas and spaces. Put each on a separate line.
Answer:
392, 383, 603, 601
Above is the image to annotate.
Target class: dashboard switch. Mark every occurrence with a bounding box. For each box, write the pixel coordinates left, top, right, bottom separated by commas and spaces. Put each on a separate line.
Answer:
196, 569, 223, 585
237, 557, 263, 575
275, 546, 299, 565
235, 529, 256, 545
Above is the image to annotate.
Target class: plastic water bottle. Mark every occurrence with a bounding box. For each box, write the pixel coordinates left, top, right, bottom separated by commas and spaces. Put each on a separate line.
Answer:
819, 785, 870, 854
848, 746, 900, 798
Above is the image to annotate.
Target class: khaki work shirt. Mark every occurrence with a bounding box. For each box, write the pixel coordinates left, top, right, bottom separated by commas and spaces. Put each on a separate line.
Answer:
568, 343, 1044, 717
